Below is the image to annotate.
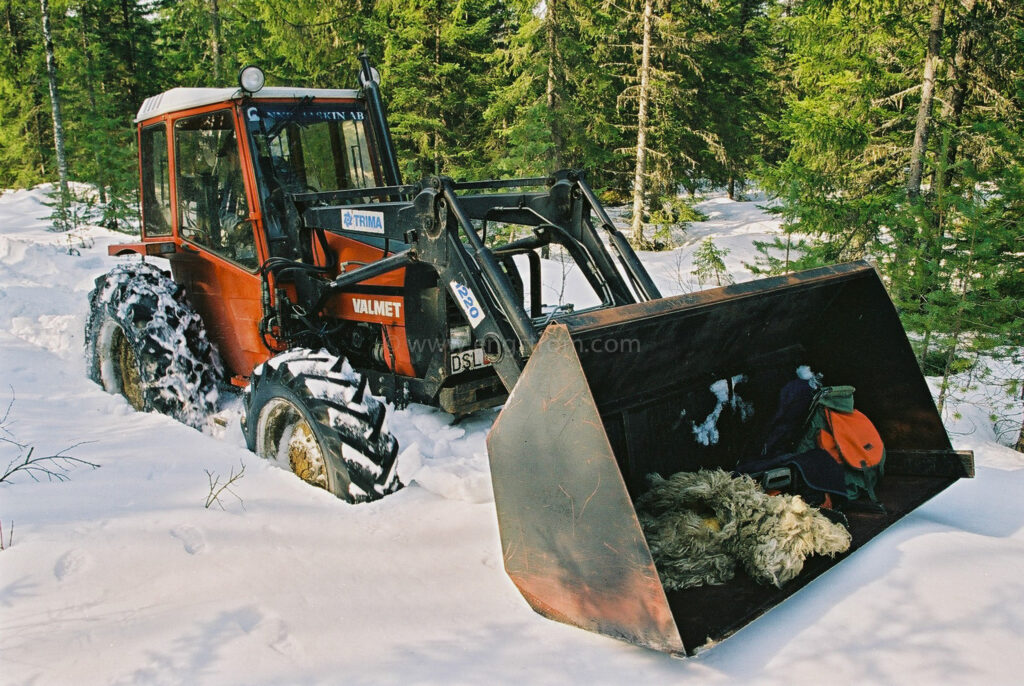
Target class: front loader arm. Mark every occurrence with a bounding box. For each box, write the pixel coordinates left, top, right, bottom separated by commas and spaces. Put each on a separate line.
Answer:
304, 178, 535, 390
296, 171, 663, 392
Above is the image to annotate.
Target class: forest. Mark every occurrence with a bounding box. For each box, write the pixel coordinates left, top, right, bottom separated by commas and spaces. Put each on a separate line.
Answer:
0, 0, 1021, 444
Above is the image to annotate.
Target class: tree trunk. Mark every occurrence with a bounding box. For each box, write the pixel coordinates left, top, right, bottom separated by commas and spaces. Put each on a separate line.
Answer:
119, 0, 138, 100
1015, 414, 1024, 453
208, 0, 222, 83
935, 1, 976, 198
919, 327, 933, 373
545, 0, 564, 170
76, 4, 109, 207
40, 0, 70, 227
5, 0, 17, 51
907, 0, 944, 198
630, 0, 654, 250
433, 24, 441, 175
936, 225, 977, 414
34, 110, 47, 176
920, 3, 976, 373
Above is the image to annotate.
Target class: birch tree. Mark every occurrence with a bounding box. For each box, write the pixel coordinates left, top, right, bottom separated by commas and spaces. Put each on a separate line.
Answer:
40, 0, 70, 227
906, 0, 943, 198
616, 0, 717, 249
627, 0, 654, 248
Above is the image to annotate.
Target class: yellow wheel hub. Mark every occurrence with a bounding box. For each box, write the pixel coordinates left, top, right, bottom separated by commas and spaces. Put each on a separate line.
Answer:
256, 398, 330, 491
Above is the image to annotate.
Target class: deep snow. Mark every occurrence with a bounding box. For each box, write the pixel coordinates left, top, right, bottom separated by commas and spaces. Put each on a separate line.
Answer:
1, 186, 1022, 685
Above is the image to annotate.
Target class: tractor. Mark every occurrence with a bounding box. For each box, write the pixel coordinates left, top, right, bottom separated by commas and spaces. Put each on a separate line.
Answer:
86, 57, 973, 655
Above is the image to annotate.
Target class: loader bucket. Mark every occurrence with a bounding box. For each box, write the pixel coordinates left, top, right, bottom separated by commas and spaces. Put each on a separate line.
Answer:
487, 261, 973, 656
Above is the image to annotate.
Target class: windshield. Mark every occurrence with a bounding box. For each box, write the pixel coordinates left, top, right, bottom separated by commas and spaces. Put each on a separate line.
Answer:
245, 100, 379, 255
246, 101, 377, 192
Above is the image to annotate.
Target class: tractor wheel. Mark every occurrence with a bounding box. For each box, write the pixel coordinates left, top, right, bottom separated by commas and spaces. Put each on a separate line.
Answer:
243, 348, 402, 503
85, 261, 222, 428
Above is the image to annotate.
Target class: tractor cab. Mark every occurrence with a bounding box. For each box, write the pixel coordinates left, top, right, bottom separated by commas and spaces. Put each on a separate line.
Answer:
129, 85, 388, 378
136, 88, 381, 261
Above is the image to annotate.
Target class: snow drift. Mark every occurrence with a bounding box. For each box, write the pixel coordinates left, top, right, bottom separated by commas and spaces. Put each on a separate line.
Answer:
1, 186, 1022, 685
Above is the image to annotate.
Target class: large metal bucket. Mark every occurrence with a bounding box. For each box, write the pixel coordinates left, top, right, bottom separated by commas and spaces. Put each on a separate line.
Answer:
486, 261, 973, 655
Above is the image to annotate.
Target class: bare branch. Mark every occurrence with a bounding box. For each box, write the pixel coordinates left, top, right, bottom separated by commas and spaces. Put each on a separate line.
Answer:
0, 387, 25, 450
205, 461, 246, 510
0, 391, 97, 484
871, 84, 922, 108
1, 444, 99, 483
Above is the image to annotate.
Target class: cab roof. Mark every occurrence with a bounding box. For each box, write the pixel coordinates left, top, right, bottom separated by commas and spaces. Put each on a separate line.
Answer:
135, 87, 363, 123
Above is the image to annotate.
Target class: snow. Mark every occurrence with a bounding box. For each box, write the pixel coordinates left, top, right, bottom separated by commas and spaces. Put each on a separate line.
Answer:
635, 192, 790, 295
2, 185, 1023, 684
796, 365, 823, 389
691, 375, 754, 447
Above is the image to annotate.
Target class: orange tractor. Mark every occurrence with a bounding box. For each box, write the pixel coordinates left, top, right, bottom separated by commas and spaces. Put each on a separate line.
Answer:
86, 57, 973, 654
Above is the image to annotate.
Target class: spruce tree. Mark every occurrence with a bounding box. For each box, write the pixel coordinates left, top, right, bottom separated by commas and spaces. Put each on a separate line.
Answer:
697, 0, 781, 198
57, 0, 156, 229
483, 0, 617, 181
761, 0, 1024, 431
613, 0, 720, 249
0, 0, 49, 188
374, 0, 508, 180
692, 237, 733, 286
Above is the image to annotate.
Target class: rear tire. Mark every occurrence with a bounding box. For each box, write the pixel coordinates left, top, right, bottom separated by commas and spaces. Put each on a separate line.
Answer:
85, 262, 222, 428
243, 348, 402, 503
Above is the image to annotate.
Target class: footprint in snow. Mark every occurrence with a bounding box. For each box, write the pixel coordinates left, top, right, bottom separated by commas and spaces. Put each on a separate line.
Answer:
253, 613, 303, 658
170, 525, 207, 555
54, 549, 93, 580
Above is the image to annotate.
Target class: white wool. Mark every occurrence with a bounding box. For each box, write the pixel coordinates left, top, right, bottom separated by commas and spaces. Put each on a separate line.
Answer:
710, 378, 731, 402
637, 470, 851, 590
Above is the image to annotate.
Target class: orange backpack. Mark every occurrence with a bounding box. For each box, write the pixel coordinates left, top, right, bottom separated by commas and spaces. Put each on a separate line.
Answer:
816, 408, 885, 471
800, 386, 886, 504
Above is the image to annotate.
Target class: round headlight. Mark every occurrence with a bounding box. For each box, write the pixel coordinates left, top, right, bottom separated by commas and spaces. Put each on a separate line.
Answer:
239, 65, 265, 94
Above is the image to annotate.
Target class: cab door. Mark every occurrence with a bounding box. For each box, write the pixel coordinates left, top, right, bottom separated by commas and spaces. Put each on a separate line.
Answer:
166, 106, 270, 380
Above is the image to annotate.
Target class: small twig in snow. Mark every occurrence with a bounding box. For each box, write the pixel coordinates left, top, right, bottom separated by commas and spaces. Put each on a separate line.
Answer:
1, 444, 99, 484
1, 391, 98, 483
205, 460, 246, 510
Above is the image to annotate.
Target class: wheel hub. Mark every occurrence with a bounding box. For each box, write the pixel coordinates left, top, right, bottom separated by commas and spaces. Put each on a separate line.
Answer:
256, 398, 329, 490
98, 319, 145, 411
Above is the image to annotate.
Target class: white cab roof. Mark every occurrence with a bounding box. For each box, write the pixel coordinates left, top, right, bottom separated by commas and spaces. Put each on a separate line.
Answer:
135, 87, 363, 122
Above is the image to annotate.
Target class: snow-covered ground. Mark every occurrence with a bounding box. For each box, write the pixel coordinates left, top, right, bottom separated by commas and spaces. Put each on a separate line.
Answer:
1, 186, 1022, 685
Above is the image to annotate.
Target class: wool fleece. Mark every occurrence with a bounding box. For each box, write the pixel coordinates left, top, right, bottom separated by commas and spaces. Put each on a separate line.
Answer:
636, 469, 851, 589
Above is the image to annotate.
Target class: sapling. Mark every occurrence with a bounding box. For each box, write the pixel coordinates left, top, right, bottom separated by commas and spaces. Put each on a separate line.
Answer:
692, 237, 734, 287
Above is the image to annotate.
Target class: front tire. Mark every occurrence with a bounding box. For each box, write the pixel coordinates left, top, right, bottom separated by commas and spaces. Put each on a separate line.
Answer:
85, 262, 222, 428
243, 348, 402, 503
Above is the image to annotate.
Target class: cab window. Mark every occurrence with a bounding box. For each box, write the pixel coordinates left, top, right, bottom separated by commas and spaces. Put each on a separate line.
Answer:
244, 102, 378, 259
247, 102, 377, 194
140, 124, 172, 237
174, 110, 258, 269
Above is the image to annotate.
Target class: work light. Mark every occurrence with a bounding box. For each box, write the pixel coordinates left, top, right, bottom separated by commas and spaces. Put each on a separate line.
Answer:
239, 65, 265, 94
